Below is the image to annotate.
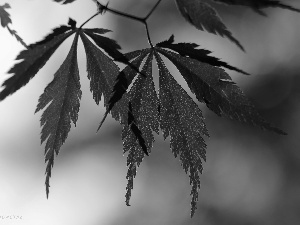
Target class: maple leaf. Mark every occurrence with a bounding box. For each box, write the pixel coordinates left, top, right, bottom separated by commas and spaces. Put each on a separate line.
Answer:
175, 0, 244, 51
154, 51, 208, 217
94, 33, 285, 215
29, 18, 76, 48
156, 46, 286, 135
0, 20, 76, 101
213, 0, 300, 16
80, 29, 120, 106
98, 49, 151, 129
157, 34, 249, 75
83, 28, 134, 65
35, 33, 81, 198
0, 3, 11, 27
121, 51, 160, 206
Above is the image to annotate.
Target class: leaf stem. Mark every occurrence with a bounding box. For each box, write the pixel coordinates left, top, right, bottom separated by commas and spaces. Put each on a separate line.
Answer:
144, 22, 154, 48
144, 0, 163, 20
100, 5, 144, 23
79, 12, 100, 29
98, 0, 163, 48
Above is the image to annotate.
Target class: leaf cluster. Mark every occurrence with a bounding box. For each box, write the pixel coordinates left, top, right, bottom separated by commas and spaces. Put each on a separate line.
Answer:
0, 0, 297, 217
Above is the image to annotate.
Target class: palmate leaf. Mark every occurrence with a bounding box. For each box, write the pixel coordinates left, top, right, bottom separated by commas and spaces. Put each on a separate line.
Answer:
154, 51, 208, 217
175, 0, 244, 51
35, 33, 81, 198
95, 36, 285, 215
0, 20, 76, 101
213, 0, 300, 16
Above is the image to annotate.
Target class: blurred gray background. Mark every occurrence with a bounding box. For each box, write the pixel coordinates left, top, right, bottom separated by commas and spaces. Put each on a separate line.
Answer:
1, 0, 300, 224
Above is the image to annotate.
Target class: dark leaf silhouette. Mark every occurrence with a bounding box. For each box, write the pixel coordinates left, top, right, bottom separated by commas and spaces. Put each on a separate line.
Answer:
0, 3, 11, 27
157, 35, 249, 75
80, 30, 119, 106
154, 50, 208, 217
84, 29, 125, 62
122, 51, 160, 206
213, 0, 300, 16
84, 28, 144, 84
0, 22, 76, 101
35, 33, 81, 198
29, 18, 76, 48
157, 48, 286, 135
175, 0, 244, 50
0, 3, 27, 48
97, 49, 151, 130
0, 0, 292, 218
6, 26, 27, 48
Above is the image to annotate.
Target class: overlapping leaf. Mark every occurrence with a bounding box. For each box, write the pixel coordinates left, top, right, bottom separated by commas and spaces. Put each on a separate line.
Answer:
155, 51, 208, 217
80, 30, 119, 106
157, 34, 249, 75
0, 21, 76, 100
35, 33, 81, 197
92, 34, 285, 215
80, 27, 144, 110
121, 51, 160, 206
98, 49, 151, 128
84, 28, 133, 65
175, 0, 244, 50
0, 0, 291, 218
213, 0, 300, 16
157, 46, 286, 134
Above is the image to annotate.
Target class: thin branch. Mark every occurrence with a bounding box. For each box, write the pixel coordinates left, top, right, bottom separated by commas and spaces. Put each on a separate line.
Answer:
144, 0, 163, 20
79, 12, 100, 29
96, 1, 160, 48
99, 3, 144, 22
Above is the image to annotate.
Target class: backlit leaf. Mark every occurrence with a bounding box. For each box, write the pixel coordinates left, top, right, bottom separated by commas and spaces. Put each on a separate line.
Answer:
80, 31, 119, 106
157, 35, 249, 75
155, 50, 208, 217
35, 33, 81, 198
0, 22, 76, 101
213, 0, 300, 16
158, 48, 286, 134
175, 0, 244, 50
